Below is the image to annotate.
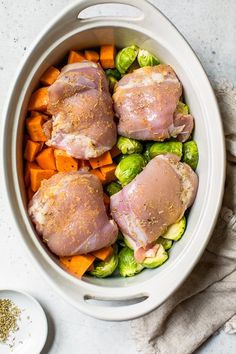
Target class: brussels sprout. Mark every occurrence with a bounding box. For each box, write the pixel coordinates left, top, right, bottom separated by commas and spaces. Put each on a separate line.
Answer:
107, 76, 117, 91
176, 101, 189, 115
116, 45, 139, 74
150, 141, 183, 159
142, 244, 168, 268
90, 247, 118, 278
137, 49, 160, 67
115, 154, 146, 186
161, 217, 186, 241
118, 247, 144, 277
105, 68, 121, 80
143, 142, 154, 162
117, 136, 143, 155
105, 181, 122, 196
183, 140, 199, 170
157, 237, 173, 250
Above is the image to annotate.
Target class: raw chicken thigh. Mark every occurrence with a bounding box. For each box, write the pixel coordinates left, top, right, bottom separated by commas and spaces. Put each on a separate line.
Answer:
28, 171, 118, 256
110, 154, 198, 261
45, 61, 117, 159
113, 65, 193, 142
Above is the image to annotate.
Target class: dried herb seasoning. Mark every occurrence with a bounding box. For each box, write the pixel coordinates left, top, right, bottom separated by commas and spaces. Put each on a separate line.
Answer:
0, 298, 21, 344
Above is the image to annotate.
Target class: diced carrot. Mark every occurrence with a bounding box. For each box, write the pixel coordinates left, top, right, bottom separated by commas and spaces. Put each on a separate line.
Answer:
38, 142, 45, 152
68, 50, 85, 64
24, 140, 41, 162
100, 163, 117, 183
100, 45, 116, 69
92, 246, 113, 261
90, 169, 106, 183
27, 186, 35, 201
36, 147, 56, 170
26, 115, 47, 142
40, 66, 60, 86
60, 254, 95, 278
25, 162, 40, 186
30, 168, 55, 192
28, 87, 49, 111
84, 50, 99, 62
89, 151, 113, 169
87, 263, 94, 272
54, 149, 78, 172
110, 145, 121, 158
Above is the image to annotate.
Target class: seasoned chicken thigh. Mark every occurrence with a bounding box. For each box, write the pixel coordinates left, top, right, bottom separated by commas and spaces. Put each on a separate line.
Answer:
110, 154, 198, 261
113, 65, 193, 142
46, 61, 117, 159
28, 171, 118, 256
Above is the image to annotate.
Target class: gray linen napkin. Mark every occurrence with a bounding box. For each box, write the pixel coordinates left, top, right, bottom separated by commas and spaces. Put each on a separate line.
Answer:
131, 81, 236, 354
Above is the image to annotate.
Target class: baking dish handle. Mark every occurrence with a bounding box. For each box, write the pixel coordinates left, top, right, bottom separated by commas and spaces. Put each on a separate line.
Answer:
75, 289, 154, 321
63, 0, 157, 24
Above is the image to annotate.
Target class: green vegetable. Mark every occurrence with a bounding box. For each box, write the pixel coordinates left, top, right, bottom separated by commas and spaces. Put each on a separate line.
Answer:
137, 49, 160, 67
105, 182, 122, 196
107, 76, 117, 91
157, 237, 173, 250
116, 45, 139, 74
150, 141, 183, 159
117, 136, 143, 155
143, 142, 154, 162
182, 140, 199, 170
115, 153, 146, 186
118, 247, 144, 277
105, 68, 121, 80
161, 217, 186, 241
142, 244, 168, 268
176, 101, 189, 115
90, 247, 118, 278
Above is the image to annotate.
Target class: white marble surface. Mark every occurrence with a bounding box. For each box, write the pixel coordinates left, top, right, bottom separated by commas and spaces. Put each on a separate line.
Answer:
0, 1, 236, 353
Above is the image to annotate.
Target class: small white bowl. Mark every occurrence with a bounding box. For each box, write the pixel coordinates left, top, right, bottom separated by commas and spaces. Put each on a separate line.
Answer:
0, 289, 47, 354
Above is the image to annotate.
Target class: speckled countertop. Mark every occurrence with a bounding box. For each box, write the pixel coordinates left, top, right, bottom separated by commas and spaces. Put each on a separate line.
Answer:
0, 1, 235, 353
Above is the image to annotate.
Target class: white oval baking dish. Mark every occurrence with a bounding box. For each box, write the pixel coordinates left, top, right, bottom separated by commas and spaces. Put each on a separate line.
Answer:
2, 0, 225, 321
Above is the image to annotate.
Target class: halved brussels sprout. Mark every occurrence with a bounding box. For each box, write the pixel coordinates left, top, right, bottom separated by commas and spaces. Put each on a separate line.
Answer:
90, 246, 118, 278
143, 142, 154, 162
105, 68, 121, 81
117, 136, 143, 155
118, 247, 144, 277
161, 217, 186, 241
157, 237, 173, 250
116, 45, 139, 74
182, 140, 199, 170
150, 141, 183, 159
176, 101, 189, 115
115, 153, 146, 187
105, 182, 122, 196
141, 244, 168, 268
137, 49, 160, 67
107, 76, 117, 91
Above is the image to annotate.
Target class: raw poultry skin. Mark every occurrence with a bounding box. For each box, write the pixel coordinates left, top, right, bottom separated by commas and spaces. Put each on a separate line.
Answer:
113, 65, 194, 142
28, 171, 118, 256
110, 154, 198, 262
45, 61, 117, 159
